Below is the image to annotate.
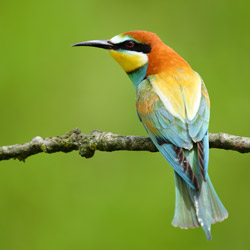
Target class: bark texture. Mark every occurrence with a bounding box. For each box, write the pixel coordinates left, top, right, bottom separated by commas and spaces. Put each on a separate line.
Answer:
0, 129, 249, 162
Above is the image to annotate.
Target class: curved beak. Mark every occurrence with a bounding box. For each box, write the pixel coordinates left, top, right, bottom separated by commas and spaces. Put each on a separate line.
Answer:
72, 40, 114, 50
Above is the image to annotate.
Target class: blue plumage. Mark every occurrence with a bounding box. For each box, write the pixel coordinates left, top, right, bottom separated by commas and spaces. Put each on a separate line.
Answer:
136, 75, 228, 239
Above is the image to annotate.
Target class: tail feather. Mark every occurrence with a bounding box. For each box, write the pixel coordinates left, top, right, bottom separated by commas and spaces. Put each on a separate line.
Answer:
190, 179, 212, 240
172, 172, 228, 240
206, 176, 228, 224
172, 172, 199, 228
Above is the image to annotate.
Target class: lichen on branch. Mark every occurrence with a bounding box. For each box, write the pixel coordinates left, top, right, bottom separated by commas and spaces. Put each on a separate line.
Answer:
0, 129, 249, 162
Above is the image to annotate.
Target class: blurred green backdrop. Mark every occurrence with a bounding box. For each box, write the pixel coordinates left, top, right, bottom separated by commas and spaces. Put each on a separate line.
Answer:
0, 0, 250, 249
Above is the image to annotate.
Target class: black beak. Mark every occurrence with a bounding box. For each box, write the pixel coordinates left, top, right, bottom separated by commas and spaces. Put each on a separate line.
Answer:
72, 40, 114, 50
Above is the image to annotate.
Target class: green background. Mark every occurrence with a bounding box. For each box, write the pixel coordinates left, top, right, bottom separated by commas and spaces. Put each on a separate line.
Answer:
1, 0, 250, 249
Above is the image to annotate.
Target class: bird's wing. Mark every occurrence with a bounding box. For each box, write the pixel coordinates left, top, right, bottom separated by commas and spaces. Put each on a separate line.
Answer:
187, 77, 210, 179
186, 74, 210, 142
136, 72, 210, 189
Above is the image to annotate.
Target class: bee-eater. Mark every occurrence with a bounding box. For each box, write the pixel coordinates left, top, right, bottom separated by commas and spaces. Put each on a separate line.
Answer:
72, 31, 228, 240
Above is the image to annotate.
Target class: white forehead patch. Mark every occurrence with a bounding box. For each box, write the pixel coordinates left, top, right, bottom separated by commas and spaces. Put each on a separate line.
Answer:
110, 35, 135, 44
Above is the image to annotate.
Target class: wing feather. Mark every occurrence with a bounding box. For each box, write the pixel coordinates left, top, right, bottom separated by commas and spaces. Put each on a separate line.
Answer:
136, 73, 210, 188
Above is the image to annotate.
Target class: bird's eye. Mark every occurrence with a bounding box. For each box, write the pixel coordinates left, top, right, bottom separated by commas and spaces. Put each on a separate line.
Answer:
126, 41, 135, 48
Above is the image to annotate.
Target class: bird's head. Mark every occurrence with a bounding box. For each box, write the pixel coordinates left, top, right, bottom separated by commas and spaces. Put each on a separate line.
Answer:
73, 31, 189, 86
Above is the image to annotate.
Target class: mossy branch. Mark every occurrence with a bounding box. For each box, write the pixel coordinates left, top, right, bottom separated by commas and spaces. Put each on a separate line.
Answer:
0, 129, 249, 162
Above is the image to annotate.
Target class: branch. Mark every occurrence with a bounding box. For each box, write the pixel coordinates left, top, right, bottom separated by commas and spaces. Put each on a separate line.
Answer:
0, 129, 249, 162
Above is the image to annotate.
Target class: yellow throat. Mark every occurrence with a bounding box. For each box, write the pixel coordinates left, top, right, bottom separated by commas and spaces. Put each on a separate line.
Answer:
109, 50, 148, 73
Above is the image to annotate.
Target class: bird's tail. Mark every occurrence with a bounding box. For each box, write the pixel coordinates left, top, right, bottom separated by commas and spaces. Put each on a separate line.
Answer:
172, 172, 228, 240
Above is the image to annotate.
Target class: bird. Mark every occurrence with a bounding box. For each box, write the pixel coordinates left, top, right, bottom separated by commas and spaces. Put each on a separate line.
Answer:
72, 31, 228, 240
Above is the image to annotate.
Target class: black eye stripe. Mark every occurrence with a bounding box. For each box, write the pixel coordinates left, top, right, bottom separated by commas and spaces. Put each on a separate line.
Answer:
112, 40, 151, 54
